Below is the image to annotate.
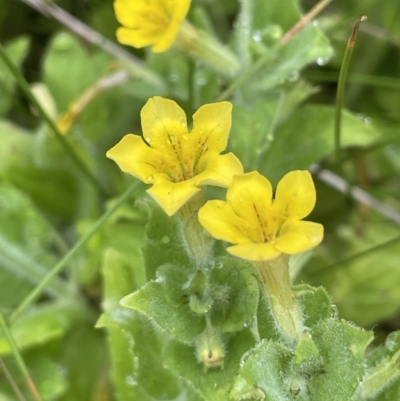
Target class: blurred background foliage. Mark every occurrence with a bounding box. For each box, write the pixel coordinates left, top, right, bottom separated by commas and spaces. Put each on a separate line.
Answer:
0, 0, 399, 399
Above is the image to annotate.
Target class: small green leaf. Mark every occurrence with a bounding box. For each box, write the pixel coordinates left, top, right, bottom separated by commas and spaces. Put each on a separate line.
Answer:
210, 257, 259, 333
166, 329, 255, 401
295, 284, 333, 328
354, 331, 400, 400
308, 319, 373, 401
142, 201, 192, 280
230, 340, 293, 401
121, 263, 205, 343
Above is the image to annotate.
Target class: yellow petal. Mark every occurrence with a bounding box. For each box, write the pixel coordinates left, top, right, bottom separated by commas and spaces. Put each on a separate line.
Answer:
116, 27, 160, 49
275, 220, 324, 254
141, 97, 188, 147
189, 102, 232, 153
106, 134, 162, 183
227, 243, 281, 262
114, 0, 166, 30
147, 177, 200, 216
195, 153, 243, 188
198, 200, 251, 244
275, 170, 316, 220
226, 172, 273, 243
168, 0, 191, 20
151, 23, 180, 52
152, 0, 191, 52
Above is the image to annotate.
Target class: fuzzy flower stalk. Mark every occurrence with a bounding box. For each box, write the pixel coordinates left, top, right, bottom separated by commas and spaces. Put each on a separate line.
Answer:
106, 96, 242, 261
113, 0, 240, 76
199, 170, 324, 341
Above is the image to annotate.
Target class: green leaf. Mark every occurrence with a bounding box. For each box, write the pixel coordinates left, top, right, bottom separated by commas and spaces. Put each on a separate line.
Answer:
353, 331, 400, 400
0, 119, 81, 220
259, 105, 380, 184
209, 257, 259, 333
0, 234, 70, 301
231, 320, 372, 401
234, 0, 333, 92
29, 356, 68, 401
57, 323, 110, 401
230, 340, 293, 401
101, 248, 193, 401
303, 224, 400, 326
230, 99, 281, 172
165, 329, 256, 401
295, 284, 333, 328
43, 32, 111, 137
147, 49, 190, 101
0, 353, 68, 401
142, 201, 191, 280
308, 320, 372, 401
121, 263, 206, 343
0, 301, 84, 355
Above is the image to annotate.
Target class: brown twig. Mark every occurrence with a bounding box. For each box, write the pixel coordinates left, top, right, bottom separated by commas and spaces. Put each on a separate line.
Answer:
0, 358, 28, 401
19, 0, 141, 66
280, 0, 333, 45
313, 167, 400, 226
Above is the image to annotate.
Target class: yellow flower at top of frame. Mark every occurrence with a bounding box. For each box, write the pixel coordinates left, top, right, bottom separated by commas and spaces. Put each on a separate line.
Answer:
198, 170, 324, 261
106, 97, 243, 216
114, 0, 191, 52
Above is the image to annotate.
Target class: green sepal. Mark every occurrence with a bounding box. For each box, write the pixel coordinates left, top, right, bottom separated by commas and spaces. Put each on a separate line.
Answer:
120, 263, 206, 343
209, 257, 259, 333
165, 329, 256, 401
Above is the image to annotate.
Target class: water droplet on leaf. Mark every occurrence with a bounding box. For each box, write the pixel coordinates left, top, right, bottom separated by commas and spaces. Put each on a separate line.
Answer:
161, 235, 170, 244
316, 57, 329, 66
252, 31, 262, 42
125, 375, 137, 386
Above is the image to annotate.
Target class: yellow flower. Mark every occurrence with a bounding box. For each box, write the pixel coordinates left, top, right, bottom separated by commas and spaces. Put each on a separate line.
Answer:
114, 0, 191, 53
198, 170, 323, 261
106, 97, 243, 216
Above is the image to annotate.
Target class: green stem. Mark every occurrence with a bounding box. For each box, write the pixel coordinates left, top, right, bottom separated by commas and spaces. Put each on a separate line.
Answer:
0, 43, 109, 198
11, 181, 138, 321
0, 312, 43, 401
334, 15, 367, 162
